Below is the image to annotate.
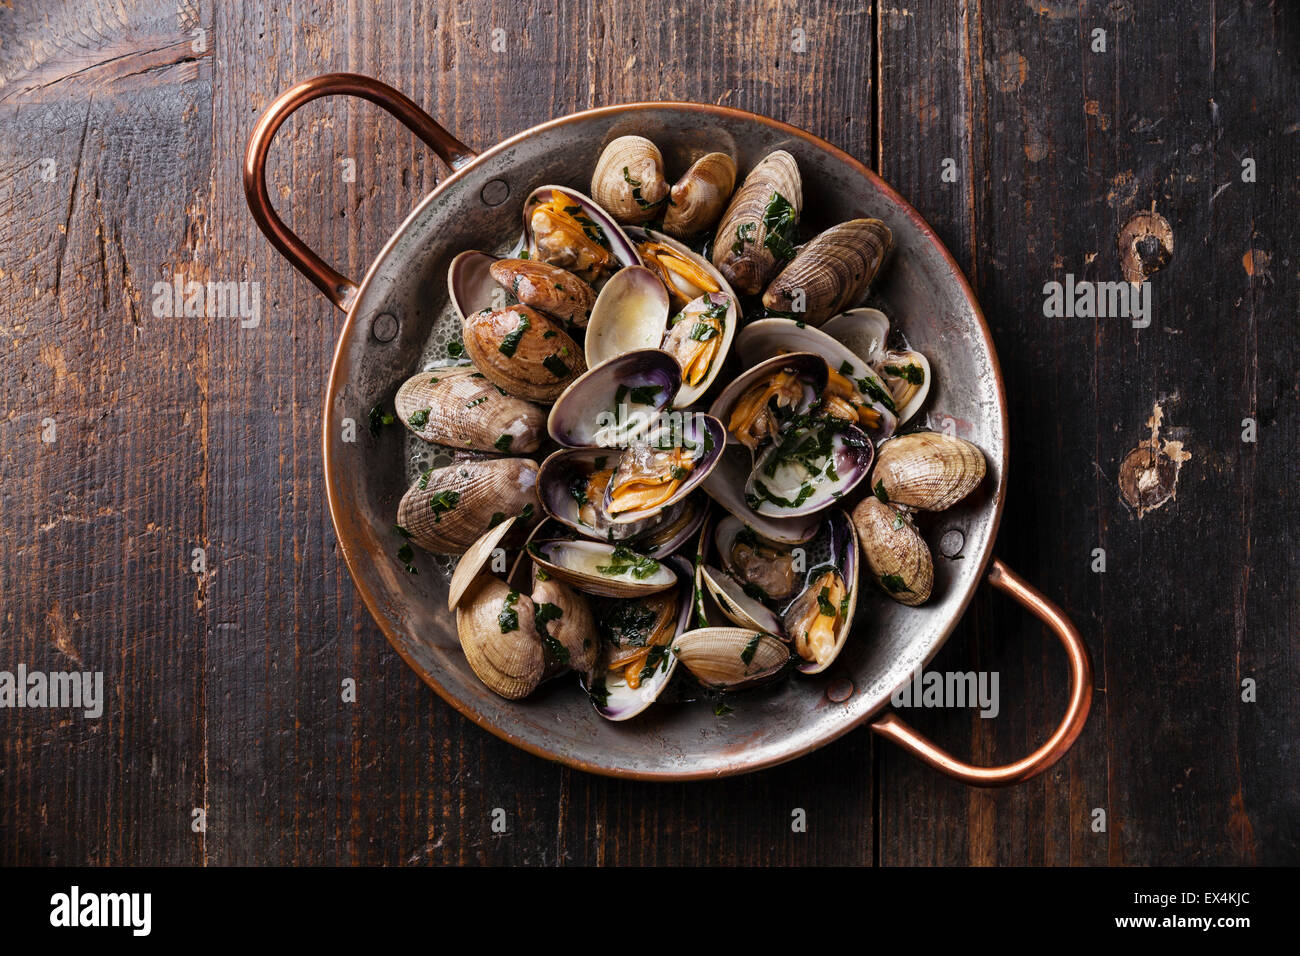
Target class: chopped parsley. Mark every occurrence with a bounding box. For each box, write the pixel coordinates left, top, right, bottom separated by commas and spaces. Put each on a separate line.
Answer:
857, 374, 898, 413
740, 633, 760, 666
493, 433, 514, 453
498, 313, 531, 357
368, 404, 395, 437
408, 408, 431, 428
884, 363, 924, 385
542, 354, 570, 379
498, 590, 521, 632
874, 480, 890, 504
880, 574, 912, 594
688, 322, 720, 342
761, 192, 798, 261
595, 546, 660, 580
446, 341, 464, 358
427, 489, 460, 522
817, 587, 837, 617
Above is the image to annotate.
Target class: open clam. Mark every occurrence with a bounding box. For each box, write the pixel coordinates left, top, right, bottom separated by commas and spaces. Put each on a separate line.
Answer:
528, 539, 678, 598
523, 185, 640, 286
602, 414, 724, 525
738, 318, 898, 443
395, 365, 545, 454
822, 308, 931, 425
447, 250, 503, 319
536, 446, 661, 542
761, 218, 893, 325
584, 555, 694, 720
744, 418, 873, 518
711, 150, 803, 295
584, 266, 671, 369
709, 351, 827, 451
701, 443, 821, 544
548, 349, 680, 448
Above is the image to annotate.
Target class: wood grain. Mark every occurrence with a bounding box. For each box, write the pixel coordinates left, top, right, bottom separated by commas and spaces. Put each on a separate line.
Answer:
0, 0, 1295, 865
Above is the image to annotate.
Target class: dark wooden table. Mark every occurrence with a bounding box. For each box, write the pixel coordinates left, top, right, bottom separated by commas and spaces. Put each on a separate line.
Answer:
1, 0, 1295, 866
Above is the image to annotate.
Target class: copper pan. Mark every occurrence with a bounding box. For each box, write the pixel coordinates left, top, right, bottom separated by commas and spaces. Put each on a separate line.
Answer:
244, 73, 1092, 783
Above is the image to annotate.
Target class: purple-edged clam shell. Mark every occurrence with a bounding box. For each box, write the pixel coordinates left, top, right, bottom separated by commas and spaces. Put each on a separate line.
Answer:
603, 413, 726, 525
447, 250, 501, 321
701, 443, 820, 544
587, 554, 692, 721
522, 184, 641, 280
536, 446, 666, 542
746, 421, 874, 518
547, 349, 681, 448
707, 350, 828, 446
793, 508, 859, 675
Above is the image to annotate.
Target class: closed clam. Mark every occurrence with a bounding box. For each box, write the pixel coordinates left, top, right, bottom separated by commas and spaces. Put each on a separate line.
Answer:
671, 627, 790, 690
488, 258, 597, 326
395, 365, 545, 454
457, 576, 547, 699
762, 219, 892, 325
711, 150, 803, 295
397, 457, 539, 554
662, 151, 737, 238
851, 496, 933, 606
872, 432, 985, 511
590, 135, 672, 224
462, 304, 586, 402
531, 573, 599, 679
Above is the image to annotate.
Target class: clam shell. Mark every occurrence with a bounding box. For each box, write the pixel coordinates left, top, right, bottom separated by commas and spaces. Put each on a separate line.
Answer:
457, 576, 546, 699
488, 258, 597, 326
397, 458, 539, 554
662, 151, 738, 238
660, 292, 738, 407
708, 351, 827, 449
536, 446, 661, 541
821, 308, 891, 362
630, 492, 707, 557
762, 219, 893, 325
587, 555, 693, 720
590, 135, 671, 224
626, 226, 738, 304
395, 366, 545, 454
700, 565, 785, 634
523, 185, 640, 285
711, 150, 803, 295
462, 304, 586, 402
874, 349, 931, 426
787, 509, 859, 674
745, 421, 874, 518
603, 414, 726, 525
872, 432, 985, 511
531, 575, 599, 678
737, 318, 898, 443
447, 250, 502, 320
671, 627, 790, 690
850, 496, 933, 606
547, 349, 680, 448
714, 515, 802, 603
584, 266, 671, 369
448, 516, 517, 612
701, 443, 820, 544
529, 539, 678, 598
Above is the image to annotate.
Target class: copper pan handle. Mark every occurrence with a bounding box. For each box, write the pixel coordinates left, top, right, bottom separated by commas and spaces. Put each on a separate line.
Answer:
870, 558, 1093, 787
243, 72, 476, 311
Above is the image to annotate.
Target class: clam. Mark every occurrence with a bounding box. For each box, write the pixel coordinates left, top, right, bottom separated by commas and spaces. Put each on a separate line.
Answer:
462, 304, 586, 402
627, 226, 735, 307
590, 135, 671, 224
851, 496, 932, 606
536, 446, 661, 541
822, 308, 931, 425
737, 318, 897, 443
395, 366, 545, 454
662, 152, 738, 239
761, 219, 893, 325
745, 418, 874, 518
457, 576, 546, 699
488, 258, 598, 327
584, 266, 670, 369
631, 492, 708, 557
701, 443, 821, 544
715, 516, 801, 602
711, 150, 803, 295
523, 185, 640, 285
602, 414, 725, 525
660, 292, 737, 407
708, 351, 827, 452
548, 349, 680, 448
586, 555, 693, 720
700, 565, 785, 635
448, 250, 503, 319
671, 627, 790, 690
528, 539, 678, 598
872, 432, 986, 511
396, 457, 539, 554
531, 572, 600, 678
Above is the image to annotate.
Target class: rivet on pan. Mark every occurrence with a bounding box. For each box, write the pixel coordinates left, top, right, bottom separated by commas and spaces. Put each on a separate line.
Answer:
826, 678, 854, 703
480, 178, 510, 207
939, 528, 965, 559
371, 312, 399, 343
